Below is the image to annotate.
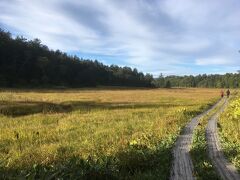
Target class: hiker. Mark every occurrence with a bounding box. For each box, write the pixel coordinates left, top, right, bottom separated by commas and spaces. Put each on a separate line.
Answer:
226, 89, 230, 98
220, 90, 224, 98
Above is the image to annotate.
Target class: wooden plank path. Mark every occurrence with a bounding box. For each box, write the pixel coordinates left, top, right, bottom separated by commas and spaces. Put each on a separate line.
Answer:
206, 99, 240, 180
170, 100, 221, 180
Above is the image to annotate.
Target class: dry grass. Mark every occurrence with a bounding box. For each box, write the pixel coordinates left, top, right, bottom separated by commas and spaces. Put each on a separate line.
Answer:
0, 88, 220, 179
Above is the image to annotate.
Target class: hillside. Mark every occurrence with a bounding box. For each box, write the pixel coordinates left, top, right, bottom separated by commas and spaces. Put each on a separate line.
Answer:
0, 29, 154, 88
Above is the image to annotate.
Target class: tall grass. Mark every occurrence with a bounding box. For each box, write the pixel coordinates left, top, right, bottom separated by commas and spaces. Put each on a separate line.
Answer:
0, 88, 220, 179
219, 93, 240, 171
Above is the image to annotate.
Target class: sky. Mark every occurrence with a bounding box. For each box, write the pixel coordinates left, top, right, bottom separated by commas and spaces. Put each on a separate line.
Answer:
0, 0, 240, 76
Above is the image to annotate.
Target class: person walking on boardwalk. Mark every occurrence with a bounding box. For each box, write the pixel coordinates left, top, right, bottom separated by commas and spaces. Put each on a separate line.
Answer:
226, 89, 230, 98
220, 90, 224, 98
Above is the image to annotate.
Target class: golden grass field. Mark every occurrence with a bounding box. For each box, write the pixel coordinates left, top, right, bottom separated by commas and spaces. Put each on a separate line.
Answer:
0, 88, 220, 179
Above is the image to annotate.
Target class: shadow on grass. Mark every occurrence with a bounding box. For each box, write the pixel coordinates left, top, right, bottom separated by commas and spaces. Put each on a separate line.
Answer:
0, 87, 153, 94
0, 144, 172, 180
0, 101, 72, 117
190, 145, 221, 180
0, 100, 194, 117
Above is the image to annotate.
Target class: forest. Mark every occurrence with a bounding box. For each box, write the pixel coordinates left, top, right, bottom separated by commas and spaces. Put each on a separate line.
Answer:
154, 73, 240, 88
0, 28, 239, 88
0, 29, 154, 88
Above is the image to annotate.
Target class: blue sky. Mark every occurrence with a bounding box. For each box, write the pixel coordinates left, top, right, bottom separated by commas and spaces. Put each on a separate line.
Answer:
0, 0, 240, 76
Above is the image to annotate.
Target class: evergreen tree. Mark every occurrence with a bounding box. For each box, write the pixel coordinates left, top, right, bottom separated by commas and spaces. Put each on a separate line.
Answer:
0, 29, 154, 88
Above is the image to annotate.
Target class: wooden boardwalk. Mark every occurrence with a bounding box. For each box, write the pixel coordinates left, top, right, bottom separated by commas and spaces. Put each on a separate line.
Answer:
206, 99, 240, 180
170, 100, 221, 180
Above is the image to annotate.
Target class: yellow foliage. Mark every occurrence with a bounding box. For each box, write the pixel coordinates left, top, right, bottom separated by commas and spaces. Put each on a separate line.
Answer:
0, 88, 219, 169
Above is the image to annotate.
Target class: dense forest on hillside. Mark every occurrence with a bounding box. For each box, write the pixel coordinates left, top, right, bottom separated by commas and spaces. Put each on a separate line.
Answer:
0, 29, 154, 87
0, 29, 239, 88
154, 73, 240, 88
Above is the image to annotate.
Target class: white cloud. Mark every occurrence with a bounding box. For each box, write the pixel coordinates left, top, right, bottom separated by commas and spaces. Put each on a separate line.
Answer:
0, 0, 240, 75
195, 57, 236, 66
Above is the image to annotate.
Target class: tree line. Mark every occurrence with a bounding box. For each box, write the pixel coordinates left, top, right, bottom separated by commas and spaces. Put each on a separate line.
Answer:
154, 73, 240, 88
0, 29, 154, 88
1, 29, 239, 89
